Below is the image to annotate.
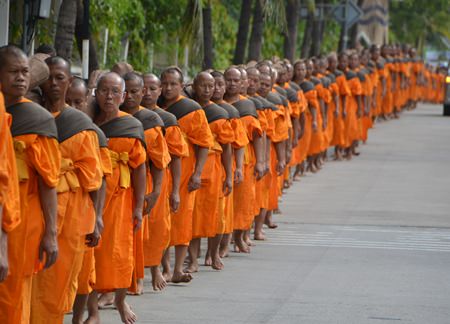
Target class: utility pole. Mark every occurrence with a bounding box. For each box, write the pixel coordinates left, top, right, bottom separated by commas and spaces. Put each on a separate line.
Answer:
0, 0, 9, 46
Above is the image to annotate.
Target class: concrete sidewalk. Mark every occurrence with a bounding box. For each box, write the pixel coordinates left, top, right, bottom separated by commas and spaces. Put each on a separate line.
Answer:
65, 103, 450, 324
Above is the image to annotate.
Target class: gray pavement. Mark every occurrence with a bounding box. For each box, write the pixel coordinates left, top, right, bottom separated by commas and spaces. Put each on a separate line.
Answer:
65, 103, 450, 324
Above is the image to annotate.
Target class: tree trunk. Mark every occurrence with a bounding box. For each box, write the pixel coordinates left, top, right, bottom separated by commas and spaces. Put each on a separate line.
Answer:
75, 0, 99, 74
283, 0, 299, 62
300, 12, 313, 58
54, 0, 78, 61
233, 0, 253, 64
202, 3, 214, 69
248, 0, 264, 62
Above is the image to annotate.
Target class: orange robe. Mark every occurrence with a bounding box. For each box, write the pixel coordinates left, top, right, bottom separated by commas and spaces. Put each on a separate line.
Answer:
0, 98, 60, 324
306, 87, 323, 155
129, 107, 171, 293
144, 110, 188, 267
193, 109, 234, 238
330, 71, 351, 147
345, 71, 362, 147
94, 111, 147, 291
232, 101, 263, 230
31, 119, 102, 323
216, 101, 249, 234
168, 97, 214, 246
77, 143, 112, 296
290, 89, 308, 165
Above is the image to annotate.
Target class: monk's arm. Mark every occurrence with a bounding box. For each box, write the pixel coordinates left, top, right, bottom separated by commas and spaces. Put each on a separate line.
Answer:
292, 117, 300, 146
298, 112, 305, 139
132, 163, 146, 231
169, 155, 181, 212
0, 205, 8, 282
86, 178, 106, 247
188, 145, 209, 192
253, 131, 265, 180
234, 147, 245, 184
356, 95, 363, 118
334, 94, 339, 117
321, 100, 328, 130
342, 96, 347, 118
310, 106, 318, 131
37, 176, 58, 269
221, 143, 233, 196
274, 140, 286, 176
144, 162, 164, 215
265, 138, 271, 175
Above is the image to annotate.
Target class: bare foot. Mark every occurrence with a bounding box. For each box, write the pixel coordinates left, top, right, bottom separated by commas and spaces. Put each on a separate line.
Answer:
127, 279, 144, 296
283, 180, 290, 189
244, 237, 253, 247
211, 257, 224, 271
83, 315, 100, 324
264, 219, 278, 229
98, 292, 115, 309
204, 254, 212, 266
116, 301, 137, 324
234, 238, 250, 253
162, 271, 172, 283
254, 231, 266, 240
184, 262, 199, 274
151, 270, 167, 291
219, 244, 229, 258
171, 271, 193, 283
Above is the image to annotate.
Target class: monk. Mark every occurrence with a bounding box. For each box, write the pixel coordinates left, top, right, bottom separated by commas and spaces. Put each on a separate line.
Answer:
327, 53, 349, 160
30, 56, 102, 324
121, 72, 171, 295
210, 71, 249, 258
0, 45, 60, 323
66, 78, 111, 324
141, 73, 189, 289
160, 67, 214, 282
187, 72, 234, 272
92, 72, 147, 324
0, 88, 20, 284
223, 67, 264, 253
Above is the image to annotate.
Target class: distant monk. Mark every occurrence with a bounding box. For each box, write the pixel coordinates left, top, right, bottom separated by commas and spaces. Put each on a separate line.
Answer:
159, 67, 214, 283
141, 73, 189, 289
121, 72, 171, 295
187, 72, 234, 272
0, 45, 60, 323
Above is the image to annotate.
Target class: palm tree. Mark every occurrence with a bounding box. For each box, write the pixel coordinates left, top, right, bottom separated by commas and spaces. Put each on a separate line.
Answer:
54, 0, 78, 60
283, 0, 300, 62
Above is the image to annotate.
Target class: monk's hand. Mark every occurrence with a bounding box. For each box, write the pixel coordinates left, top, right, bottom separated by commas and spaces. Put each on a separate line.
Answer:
234, 167, 244, 185
133, 207, 143, 232
39, 230, 58, 269
342, 110, 347, 118
334, 109, 339, 118
254, 162, 265, 180
0, 231, 8, 282
322, 119, 327, 131
223, 177, 233, 196
312, 121, 318, 132
276, 160, 286, 176
85, 228, 101, 248
170, 190, 180, 213
188, 173, 202, 192
144, 191, 160, 215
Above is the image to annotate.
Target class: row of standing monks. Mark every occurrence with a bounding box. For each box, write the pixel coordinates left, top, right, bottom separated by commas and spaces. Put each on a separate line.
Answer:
0, 44, 446, 323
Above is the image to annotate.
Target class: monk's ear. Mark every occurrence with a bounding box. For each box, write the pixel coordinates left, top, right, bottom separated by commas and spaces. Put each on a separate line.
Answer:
119, 91, 126, 104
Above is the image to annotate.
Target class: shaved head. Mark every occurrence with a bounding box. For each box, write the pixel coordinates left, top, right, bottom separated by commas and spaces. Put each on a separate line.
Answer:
193, 71, 214, 85
0, 45, 28, 70
123, 71, 144, 88
143, 73, 161, 86
45, 56, 71, 74
97, 72, 125, 92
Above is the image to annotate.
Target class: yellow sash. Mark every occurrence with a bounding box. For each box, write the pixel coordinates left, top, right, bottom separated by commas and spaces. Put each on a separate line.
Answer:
13, 140, 29, 182
57, 158, 80, 193
110, 150, 130, 188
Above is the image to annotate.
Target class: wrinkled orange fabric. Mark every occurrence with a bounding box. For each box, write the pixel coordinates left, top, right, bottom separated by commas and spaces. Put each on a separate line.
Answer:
305, 89, 323, 155
77, 146, 112, 295
233, 114, 262, 230
144, 124, 188, 267
221, 116, 248, 234
0, 98, 60, 324
291, 90, 308, 165
169, 103, 214, 246
94, 111, 146, 291
331, 73, 351, 147
345, 75, 362, 147
383, 62, 394, 115
254, 109, 269, 213
193, 118, 233, 238
31, 129, 102, 323
130, 114, 171, 293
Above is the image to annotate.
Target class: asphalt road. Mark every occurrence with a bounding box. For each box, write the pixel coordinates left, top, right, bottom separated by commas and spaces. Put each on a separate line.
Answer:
65, 103, 450, 324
